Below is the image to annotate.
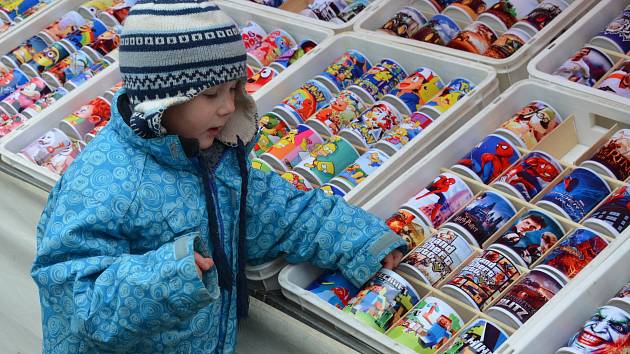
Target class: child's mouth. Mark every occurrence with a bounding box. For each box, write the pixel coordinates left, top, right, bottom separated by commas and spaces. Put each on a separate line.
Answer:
207, 127, 221, 137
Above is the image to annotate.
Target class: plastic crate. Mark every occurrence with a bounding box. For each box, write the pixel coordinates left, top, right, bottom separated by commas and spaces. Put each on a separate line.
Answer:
254, 32, 500, 207
278, 79, 630, 354
353, 0, 597, 91
219, 0, 382, 33
529, 0, 630, 109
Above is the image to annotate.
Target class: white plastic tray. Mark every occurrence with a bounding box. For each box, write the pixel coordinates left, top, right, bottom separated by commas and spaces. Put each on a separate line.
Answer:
218, 1, 334, 104
529, 0, 630, 109
0, 0, 86, 53
220, 0, 381, 33
279, 79, 630, 353
353, 0, 597, 91
254, 32, 500, 207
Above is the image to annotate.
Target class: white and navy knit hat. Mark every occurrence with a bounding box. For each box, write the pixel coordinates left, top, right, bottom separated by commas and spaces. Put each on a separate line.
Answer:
119, 0, 257, 146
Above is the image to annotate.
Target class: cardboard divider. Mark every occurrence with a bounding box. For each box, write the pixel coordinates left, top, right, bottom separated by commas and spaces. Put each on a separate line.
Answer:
572, 125, 618, 166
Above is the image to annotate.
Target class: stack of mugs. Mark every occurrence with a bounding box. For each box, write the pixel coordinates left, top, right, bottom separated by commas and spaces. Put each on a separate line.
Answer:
0, 0, 132, 138
301, 97, 630, 353
240, 21, 318, 94
553, 5, 630, 98
380, 0, 571, 58
251, 49, 477, 199
0, 0, 54, 35
16, 81, 121, 175
248, 0, 372, 24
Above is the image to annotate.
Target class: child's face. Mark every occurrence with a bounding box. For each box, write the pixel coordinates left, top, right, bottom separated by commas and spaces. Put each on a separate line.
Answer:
162, 81, 237, 149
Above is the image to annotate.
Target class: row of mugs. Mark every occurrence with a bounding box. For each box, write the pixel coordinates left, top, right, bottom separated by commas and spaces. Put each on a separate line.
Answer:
553, 6, 630, 99
17, 82, 121, 175
379, 0, 569, 59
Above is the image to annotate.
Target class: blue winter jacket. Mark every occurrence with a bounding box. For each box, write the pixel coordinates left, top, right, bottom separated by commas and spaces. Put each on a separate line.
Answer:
31, 90, 406, 353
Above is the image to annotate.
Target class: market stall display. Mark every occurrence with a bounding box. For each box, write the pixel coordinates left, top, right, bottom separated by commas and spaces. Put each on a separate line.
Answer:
279, 79, 630, 354
530, 0, 630, 108
354, 0, 596, 90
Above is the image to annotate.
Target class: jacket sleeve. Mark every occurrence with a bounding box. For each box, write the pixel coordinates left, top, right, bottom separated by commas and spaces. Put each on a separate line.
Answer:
245, 168, 406, 288
31, 181, 214, 351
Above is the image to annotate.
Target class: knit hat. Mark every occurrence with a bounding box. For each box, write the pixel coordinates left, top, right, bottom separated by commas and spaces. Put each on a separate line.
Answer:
119, 0, 257, 146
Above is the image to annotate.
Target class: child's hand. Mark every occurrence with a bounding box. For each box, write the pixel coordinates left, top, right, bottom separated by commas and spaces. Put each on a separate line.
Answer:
194, 252, 214, 278
381, 249, 404, 270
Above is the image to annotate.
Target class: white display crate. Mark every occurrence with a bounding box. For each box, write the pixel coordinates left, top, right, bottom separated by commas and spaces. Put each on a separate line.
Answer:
279, 79, 630, 354
220, 0, 381, 33
353, 0, 596, 91
529, 0, 630, 109
255, 32, 499, 207
0, 0, 85, 47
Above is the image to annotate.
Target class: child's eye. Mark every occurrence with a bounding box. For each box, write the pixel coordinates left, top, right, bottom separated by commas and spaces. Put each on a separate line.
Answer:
204, 92, 217, 98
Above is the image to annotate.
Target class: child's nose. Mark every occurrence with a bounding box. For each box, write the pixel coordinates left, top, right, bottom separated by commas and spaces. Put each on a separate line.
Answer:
218, 95, 235, 117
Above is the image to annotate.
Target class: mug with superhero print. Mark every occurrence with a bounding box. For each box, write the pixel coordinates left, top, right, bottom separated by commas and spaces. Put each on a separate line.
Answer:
21, 40, 77, 77
252, 112, 293, 158
590, 8, 630, 54
43, 51, 95, 88
339, 100, 402, 149
329, 147, 390, 192
294, 135, 360, 186
513, 0, 568, 37
379, 7, 428, 39
374, 112, 433, 155
442, 318, 509, 354
597, 60, 630, 99
493, 150, 563, 202
347, 58, 407, 102
536, 167, 611, 223
583, 185, 630, 239
443, 190, 518, 247
344, 268, 421, 332
400, 172, 475, 229
556, 305, 630, 354
442, 0, 501, 23
488, 209, 565, 267
419, 77, 476, 119
451, 133, 521, 184
484, 27, 531, 59
1, 77, 51, 115
315, 50, 372, 92
19, 128, 73, 165
280, 171, 314, 192
261, 124, 325, 172
441, 249, 522, 310
538, 228, 608, 282
412, 14, 462, 46
58, 96, 111, 140
385, 209, 430, 250
306, 271, 358, 309
383, 67, 445, 114
399, 228, 474, 286
307, 89, 368, 137
247, 29, 297, 68
0, 68, 30, 101
2, 34, 50, 68
581, 129, 630, 180
495, 100, 563, 149
275, 79, 333, 124
447, 21, 498, 55
387, 296, 464, 353
487, 267, 565, 327
240, 21, 267, 51
245, 66, 279, 94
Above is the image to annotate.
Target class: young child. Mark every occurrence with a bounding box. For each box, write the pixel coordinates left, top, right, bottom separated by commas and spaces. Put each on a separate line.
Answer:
31, 1, 406, 353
